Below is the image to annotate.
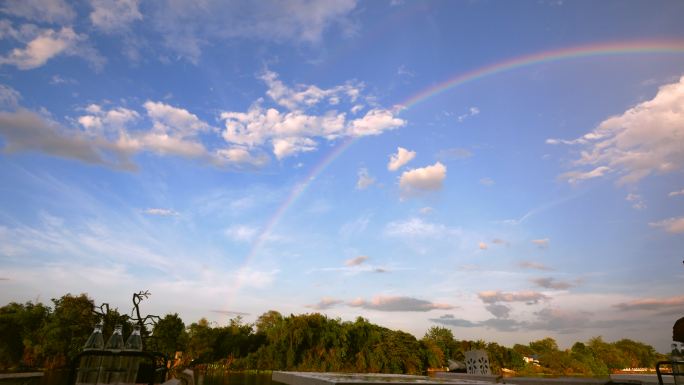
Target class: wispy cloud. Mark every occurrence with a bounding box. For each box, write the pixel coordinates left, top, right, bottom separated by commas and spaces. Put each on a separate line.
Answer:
345, 255, 368, 266
348, 295, 454, 312
669, 189, 684, 197
307, 297, 344, 310
518, 261, 553, 270
531, 238, 550, 248
142, 208, 179, 217
478, 290, 548, 304
614, 295, 684, 313
530, 277, 575, 290
649, 217, 684, 234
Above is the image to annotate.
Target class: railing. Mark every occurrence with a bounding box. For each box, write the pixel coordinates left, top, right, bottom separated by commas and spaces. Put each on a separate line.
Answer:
69, 350, 168, 385
655, 360, 684, 385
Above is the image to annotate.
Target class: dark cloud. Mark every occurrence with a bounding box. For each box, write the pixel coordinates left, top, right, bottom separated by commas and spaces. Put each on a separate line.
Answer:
0, 109, 134, 169
530, 277, 575, 290
349, 296, 454, 312
430, 314, 478, 327
485, 304, 511, 319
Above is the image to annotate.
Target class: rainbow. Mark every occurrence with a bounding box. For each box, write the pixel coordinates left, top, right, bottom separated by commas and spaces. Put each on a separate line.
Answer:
221, 39, 684, 311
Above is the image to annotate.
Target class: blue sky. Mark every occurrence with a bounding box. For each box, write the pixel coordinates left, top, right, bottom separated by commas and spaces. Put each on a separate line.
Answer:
1, 0, 684, 351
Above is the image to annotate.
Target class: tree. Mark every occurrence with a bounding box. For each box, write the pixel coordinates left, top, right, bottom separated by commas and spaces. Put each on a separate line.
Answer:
422, 326, 456, 365
150, 313, 188, 359
41, 294, 98, 368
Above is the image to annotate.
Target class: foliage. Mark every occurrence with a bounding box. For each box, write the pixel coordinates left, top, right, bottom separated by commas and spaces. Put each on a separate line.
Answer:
0, 294, 669, 376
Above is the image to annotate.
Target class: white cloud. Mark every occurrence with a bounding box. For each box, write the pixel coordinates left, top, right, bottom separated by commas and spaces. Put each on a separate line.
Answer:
552, 76, 684, 184
0, 27, 104, 70
225, 225, 259, 242
233, 267, 278, 289
399, 162, 446, 195
144, 101, 210, 137
457, 106, 480, 122
419, 206, 433, 215
89, 0, 143, 33
669, 189, 684, 197
649, 217, 684, 234
531, 238, 550, 248
387, 146, 415, 171
348, 108, 405, 136
0, 0, 75, 24
625, 193, 646, 210
345, 255, 368, 266
384, 217, 456, 238
348, 295, 453, 312
142, 208, 178, 217
356, 168, 375, 190
220, 72, 404, 160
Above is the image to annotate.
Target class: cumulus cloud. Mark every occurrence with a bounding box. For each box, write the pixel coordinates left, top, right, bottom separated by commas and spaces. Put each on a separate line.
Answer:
356, 168, 375, 190
399, 162, 446, 195
0, 26, 102, 70
384, 217, 456, 238
518, 261, 553, 271
142, 208, 179, 217
348, 296, 453, 312
649, 217, 684, 234
220, 72, 404, 160
531, 238, 550, 248
89, 0, 143, 33
307, 297, 344, 310
0, 0, 75, 24
530, 277, 575, 290
345, 255, 368, 267
478, 290, 548, 304
552, 76, 684, 185
388, 146, 415, 171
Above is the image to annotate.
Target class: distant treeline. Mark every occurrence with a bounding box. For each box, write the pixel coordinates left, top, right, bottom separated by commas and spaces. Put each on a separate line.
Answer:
0, 293, 668, 376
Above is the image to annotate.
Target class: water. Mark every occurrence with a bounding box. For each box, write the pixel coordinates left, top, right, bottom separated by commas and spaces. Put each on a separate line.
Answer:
197, 372, 276, 385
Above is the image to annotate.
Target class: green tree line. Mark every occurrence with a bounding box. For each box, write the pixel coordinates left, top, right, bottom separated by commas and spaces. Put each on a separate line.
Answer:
0, 294, 668, 376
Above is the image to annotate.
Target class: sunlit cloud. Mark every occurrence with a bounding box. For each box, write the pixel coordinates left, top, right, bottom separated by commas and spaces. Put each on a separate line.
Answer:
614, 295, 684, 312
387, 146, 416, 171
531, 238, 550, 248
478, 242, 488, 250
345, 255, 368, 266
649, 217, 684, 234
399, 162, 446, 196
307, 297, 344, 310
669, 189, 684, 197
551, 75, 684, 185
356, 168, 375, 189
